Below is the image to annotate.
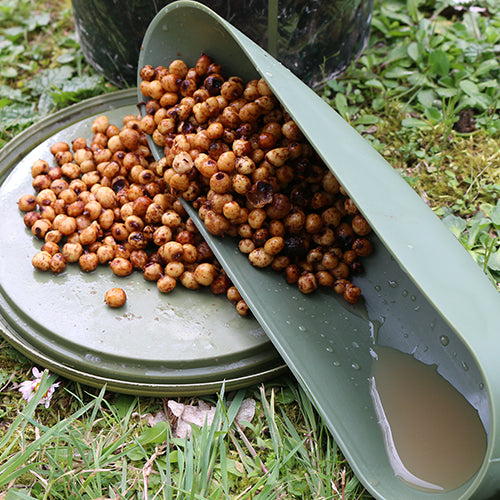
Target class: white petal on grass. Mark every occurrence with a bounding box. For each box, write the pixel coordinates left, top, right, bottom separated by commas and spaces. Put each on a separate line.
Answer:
18, 367, 61, 408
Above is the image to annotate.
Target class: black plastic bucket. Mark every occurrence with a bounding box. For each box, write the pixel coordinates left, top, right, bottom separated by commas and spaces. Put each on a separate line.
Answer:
72, 0, 373, 88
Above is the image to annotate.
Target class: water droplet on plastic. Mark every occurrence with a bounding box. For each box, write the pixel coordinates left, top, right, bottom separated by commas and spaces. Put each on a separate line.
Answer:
479, 383, 485, 390
352, 341, 360, 349
388, 280, 398, 288
326, 346, 333, 352
352, 363, 360, 370
462, 362, 469, 371
440, 335, 449, 346
402, 290, 409, 297
374, 285, 381, 292
298, 325, 307, 332
85, 353, 101, 363
410, 295, 416, 301
333, 361, 341, 367
298, 306, 304, 311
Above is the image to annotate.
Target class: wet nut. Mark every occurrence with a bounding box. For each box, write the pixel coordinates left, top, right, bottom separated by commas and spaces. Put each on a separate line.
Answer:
159, 241, 183, 262
305, 213, 323, 234
95, 186, 117, 208
194, 262, 217, 286
209, 172, 231, 193
79, 224, 98, 246
161, 210, 182, 228
271, 255, 290, 272
204, 210, 230, 236
109, 257, 133, 276
344, 198, 359, 215
236, 299, 250, 316
49, 252, 67, 274
36, 189, 57, 207
31, 159, 50, 177
263, 236, 285, 256
114, 244, 130, 260
238, 238, 255, 254
18, 194, 37, 211
247, 208, 267, 229
235, 156, 255, 175
182, 243, 198, 263
92, 116, 110, 135
297, 272, 318, 294
321, 207, 342, 227
333, 278, 350, 295
332, 262, 350, 280
321, 251, 339, 270
352, 237, 373, 257
316, 270, 335, 287
232, 173, 251, 195
143, 261, 163, 281
39, 205, 55, 220
210, 273, 231, 295
97, 245, 115, 264
265, 147, 289, 167
284, 210, 306, 233
352, 214, 372, 236
31, 219, 52, 239
165, 260, 184, 278
105, 287, 127, 308
32, 251, 52, 271
226, 286, 242, 304
157, 275, 177, 293
54, 150, 74, 166
312, 227, 335, 246
179, 270, 199, 290
344, 283, 362, 304
79, 252, 99, 272
172, 151, 193, 174
58, 215, 77, 236
284, 264, 300, 284
248, 247, 274, 268
130, 250, 149, 269
24, 211, 41, 228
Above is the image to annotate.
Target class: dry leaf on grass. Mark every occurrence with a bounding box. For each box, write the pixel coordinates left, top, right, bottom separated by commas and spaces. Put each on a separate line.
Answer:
167, 398, 256, 438
168, 399, 216, 438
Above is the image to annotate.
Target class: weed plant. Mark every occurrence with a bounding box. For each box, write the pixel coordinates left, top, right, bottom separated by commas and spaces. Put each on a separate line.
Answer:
1, 0, 499, 498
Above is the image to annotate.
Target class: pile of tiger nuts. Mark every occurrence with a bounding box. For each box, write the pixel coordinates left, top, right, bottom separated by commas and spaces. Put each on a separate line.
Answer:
18, 52, 373, 313
137, 54, 373, 304
18, 113, 248, 314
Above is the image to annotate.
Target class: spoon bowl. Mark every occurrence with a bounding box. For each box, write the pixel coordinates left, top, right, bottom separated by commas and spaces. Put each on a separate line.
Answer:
138, 2, 500, 498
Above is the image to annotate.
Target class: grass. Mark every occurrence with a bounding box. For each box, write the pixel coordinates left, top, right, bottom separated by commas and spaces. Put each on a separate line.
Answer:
0, 370, 362, 498
0, 0, 499, 498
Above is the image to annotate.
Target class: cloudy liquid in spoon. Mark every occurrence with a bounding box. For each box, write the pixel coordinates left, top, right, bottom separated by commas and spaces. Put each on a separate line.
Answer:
370, 346, 487, 492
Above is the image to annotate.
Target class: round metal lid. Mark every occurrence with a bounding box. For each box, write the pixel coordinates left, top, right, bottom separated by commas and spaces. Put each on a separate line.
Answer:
0, 89, 286, 396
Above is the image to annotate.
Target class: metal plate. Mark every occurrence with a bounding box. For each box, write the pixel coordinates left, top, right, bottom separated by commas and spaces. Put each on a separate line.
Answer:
0, 88, 286, 396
